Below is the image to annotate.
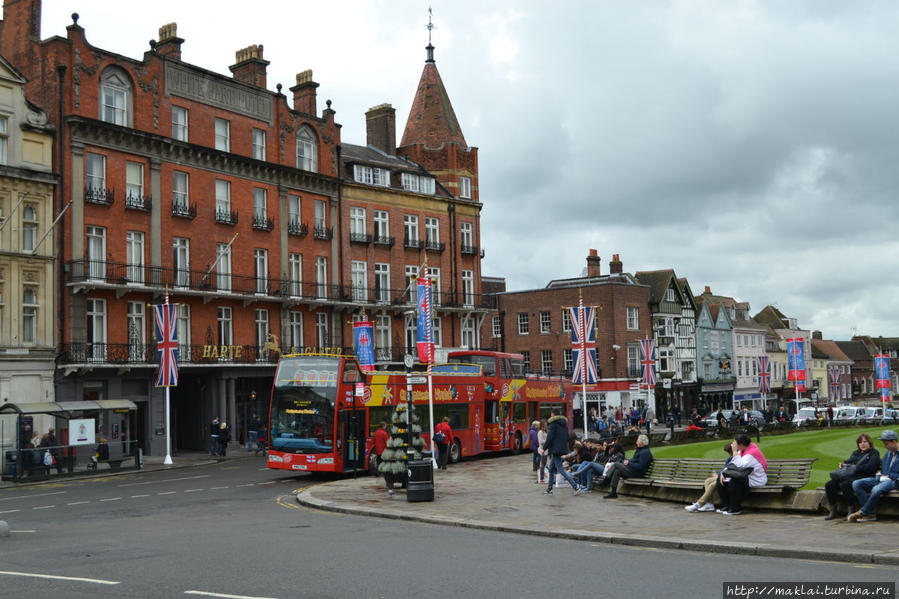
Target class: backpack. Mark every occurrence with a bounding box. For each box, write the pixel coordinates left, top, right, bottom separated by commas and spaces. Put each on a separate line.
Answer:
433, 430, 446, 444
43, 451, 53, 467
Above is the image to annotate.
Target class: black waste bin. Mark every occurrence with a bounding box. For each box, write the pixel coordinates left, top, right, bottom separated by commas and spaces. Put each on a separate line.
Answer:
406, 453, 434, 503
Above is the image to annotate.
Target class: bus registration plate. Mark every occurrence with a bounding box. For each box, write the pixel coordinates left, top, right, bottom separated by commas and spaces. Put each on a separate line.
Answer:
291, 464, 307, 470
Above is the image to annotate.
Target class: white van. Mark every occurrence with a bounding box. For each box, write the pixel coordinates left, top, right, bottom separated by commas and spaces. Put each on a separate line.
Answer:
863, 407, 884, 423
792, 407, 819, 426
834, 406, 864, 424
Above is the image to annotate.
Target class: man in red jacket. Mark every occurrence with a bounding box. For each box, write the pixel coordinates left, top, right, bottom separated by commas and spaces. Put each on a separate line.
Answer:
373, 421, 389, 470
434, 417, 453, 470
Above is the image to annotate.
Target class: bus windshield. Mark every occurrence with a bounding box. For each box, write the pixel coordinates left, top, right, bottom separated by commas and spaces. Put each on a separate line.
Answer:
270, 357, 340, 453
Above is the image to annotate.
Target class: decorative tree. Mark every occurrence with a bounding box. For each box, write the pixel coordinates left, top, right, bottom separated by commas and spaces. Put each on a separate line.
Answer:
378, 402, 426, 489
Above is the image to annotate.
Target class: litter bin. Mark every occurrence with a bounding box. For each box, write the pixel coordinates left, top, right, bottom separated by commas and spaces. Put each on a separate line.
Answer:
406, 453, 434, 503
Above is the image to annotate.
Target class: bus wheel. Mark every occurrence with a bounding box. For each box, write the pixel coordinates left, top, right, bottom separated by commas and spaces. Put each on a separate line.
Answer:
513, 431, 523, 454
449, 440, 461, 463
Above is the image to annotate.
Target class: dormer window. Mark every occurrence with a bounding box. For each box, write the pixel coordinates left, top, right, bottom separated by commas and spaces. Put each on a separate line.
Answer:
353, 165, 388, 186
100, 68, 131, 126
402, 173, 435, 194
296, 126, 317, 172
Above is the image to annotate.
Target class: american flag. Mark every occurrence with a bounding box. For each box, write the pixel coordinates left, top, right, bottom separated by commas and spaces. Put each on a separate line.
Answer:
829, 366, 841, 400
640, 338, 657, 386
155, 300, 179, 387
757, 356, 771, 394
568, 299, 597, 384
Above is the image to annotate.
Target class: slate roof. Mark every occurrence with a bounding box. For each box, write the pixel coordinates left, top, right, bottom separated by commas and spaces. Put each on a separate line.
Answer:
835, 340, 873, 362
634, 270, 677, 304
754, 305, 790, 329
811, 339, 853, 363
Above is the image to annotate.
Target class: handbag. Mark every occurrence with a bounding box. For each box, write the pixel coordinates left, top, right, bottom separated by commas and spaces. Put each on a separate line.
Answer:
829, 464, 857, 482
722, 465, 753, 482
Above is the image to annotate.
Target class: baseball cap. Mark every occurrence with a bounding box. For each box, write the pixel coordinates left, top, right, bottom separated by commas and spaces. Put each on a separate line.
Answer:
879, 430, 898, 441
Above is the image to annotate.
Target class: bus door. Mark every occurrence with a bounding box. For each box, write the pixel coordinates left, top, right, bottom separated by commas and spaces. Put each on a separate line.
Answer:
338, 409, 366, 472
484, 400, 500, 450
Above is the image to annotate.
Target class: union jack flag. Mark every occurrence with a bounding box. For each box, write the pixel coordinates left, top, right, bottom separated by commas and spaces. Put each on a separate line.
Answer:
757, 356, 771, 394
568, 299, 597, 384
640, 338, 657, 387
155, 301, 179, 387
829, 366, 841, 400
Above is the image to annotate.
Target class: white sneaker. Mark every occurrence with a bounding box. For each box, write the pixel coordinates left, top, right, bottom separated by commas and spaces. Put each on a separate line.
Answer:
698, 503, 716, 512
685, 502, 700, 512
716, 508, 727, 514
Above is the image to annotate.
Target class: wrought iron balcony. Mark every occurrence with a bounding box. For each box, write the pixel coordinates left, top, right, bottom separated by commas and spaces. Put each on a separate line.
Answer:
252, 215, 274, 231
85, 186, 114, 206
172, 200, 197, 219
350, 232, 372, 244
404, 237, 423, 249
215, 208, 239, 225
313, 225, 333, 240
124, 193, 151, 212
425, 241, 445, 253
373, 235, 395, 247
460, 244, 478, 256
288, 218, 308, 237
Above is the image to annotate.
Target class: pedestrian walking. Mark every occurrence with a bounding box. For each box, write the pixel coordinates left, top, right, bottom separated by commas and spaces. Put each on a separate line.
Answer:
528, 421, 541, 475
210, 416, 220, 457
542, 408, 583, 495
433, 417, 453, 470
248, 414, 262, 455
537, 419, 548, 483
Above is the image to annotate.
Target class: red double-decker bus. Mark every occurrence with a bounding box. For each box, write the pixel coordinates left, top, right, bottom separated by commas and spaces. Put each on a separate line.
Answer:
265, 350, 576, 475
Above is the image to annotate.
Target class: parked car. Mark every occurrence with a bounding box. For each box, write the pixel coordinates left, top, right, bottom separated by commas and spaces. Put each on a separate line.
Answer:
834, 406, 865, 424
863, 407, 884, 423
792, 407, 819, 426
702, 410, 735, 428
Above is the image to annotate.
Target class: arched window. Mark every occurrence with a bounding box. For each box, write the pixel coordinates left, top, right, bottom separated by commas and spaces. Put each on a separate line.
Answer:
296, 126, 317, 172
100, 67, 132, 126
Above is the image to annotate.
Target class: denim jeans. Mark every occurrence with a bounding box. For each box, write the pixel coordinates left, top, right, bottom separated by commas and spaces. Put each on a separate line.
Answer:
247, 431, 259, 452
210, 435, 219, 456
572, 461, 605, 490
853, 476, 897, 515
546, 453, 579, 491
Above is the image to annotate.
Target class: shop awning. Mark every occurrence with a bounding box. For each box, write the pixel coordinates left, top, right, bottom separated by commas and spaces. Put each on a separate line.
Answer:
0, 400, 137, 416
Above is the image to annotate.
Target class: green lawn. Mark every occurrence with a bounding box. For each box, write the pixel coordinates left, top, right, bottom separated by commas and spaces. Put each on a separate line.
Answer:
650, 426, 895, 490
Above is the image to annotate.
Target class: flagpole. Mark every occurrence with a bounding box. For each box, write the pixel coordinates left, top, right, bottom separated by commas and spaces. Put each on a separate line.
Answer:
579, 292, 588, 440
164, 292, 173, 465
424, 263, 437, 469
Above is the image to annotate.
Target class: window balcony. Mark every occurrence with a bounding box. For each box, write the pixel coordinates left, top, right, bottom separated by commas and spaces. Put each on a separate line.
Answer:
85, 186, 115, 206
288, 218, 308, 237
373, 235, 395, 247
313, 225, 333, 240
425, 241, 445, 253
252, 215, 274, 231
350, 232, 372, 244
124, 193, 151, 212
460, 244, 478, 256
215, 208, 239, 226
172, 200, 197, 219
404, 237, 423, 250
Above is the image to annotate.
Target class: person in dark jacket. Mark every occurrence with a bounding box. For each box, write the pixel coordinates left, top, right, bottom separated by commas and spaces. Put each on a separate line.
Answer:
824, 433, 880, 520
598, 434, 653, 499
542, 409, 583, 495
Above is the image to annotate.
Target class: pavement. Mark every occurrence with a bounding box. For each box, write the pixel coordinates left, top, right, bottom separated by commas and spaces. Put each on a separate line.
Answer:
296, 453, 899, 565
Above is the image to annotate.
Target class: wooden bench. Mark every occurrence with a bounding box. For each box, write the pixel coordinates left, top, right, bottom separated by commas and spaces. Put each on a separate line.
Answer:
615, 457, 817, 509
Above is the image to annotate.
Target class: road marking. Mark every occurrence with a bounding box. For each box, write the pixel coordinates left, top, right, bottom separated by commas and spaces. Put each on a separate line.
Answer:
118, 474, 210, 488
99, 497, 121, 502
185, 590, 276, 599
184, 489, 204, 493
130, 494, 150, 498
157, 491, 176, 495
0, 491, 66, 502
0, 509, 20, 514
32, 505, 55, 510
258, 481, 276, 485
66, 501, 90, 506
235, 483, 255, 487
209, 486, 228, 490
11, 529, 36, 533
0, 570, 120, 585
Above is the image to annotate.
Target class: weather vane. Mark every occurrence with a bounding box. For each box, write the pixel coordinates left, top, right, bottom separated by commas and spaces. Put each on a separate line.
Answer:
427, 6, 435, 44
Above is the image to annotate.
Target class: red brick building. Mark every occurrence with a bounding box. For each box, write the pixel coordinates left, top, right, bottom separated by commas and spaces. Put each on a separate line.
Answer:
0, 3, 486, 453
480, 250, 652, 414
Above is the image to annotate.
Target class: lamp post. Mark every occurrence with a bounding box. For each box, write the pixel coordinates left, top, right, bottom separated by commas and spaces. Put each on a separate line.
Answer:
404, 353, 415, 465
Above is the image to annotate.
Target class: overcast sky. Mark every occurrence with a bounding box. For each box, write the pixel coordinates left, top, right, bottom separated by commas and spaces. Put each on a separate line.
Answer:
39, 0, 899, 339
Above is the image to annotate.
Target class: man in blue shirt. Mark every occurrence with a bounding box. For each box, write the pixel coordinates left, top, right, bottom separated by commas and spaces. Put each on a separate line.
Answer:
848, 430, 898, 522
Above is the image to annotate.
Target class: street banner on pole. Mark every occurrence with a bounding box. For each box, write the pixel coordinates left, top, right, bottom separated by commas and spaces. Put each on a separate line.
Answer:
354, 321, 375, 372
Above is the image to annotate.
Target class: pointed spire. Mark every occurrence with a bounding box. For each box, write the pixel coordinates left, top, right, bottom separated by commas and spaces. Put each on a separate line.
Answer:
400, 7, 466, 149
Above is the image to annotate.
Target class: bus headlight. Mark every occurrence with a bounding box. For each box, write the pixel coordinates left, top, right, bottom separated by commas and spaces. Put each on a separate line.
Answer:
318, 457, 334, 464
267, 454, 283, 463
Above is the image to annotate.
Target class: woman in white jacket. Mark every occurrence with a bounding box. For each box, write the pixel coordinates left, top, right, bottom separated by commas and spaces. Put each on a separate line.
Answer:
715, 433, 768, 515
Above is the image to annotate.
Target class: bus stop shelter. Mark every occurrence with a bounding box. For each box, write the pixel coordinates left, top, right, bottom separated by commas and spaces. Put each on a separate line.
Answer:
0, 400, 138, 482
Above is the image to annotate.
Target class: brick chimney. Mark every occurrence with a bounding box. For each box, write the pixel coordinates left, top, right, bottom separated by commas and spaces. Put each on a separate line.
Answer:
704, 286, 711, 294
609, 253, 623, 274
586, 249, 601, 277
291, 70, 318, 115
155, 23, 184, 60
366, 103, 396, 155
812, 330, 823, 340
229, 44, 269, 88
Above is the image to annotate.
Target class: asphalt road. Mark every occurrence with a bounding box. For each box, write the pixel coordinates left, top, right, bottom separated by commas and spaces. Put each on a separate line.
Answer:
0, 458, 895, 599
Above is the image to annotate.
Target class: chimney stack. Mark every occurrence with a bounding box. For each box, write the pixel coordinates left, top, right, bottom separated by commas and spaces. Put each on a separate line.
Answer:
292, 70, 319, 115
586, 249, 601, 277
155, 23, 184, 60
609, 253, 623, 274
366, 104, 396, 155
812, 330, 823, 340
704, 285, 711, 294
229, 44, 269, 88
